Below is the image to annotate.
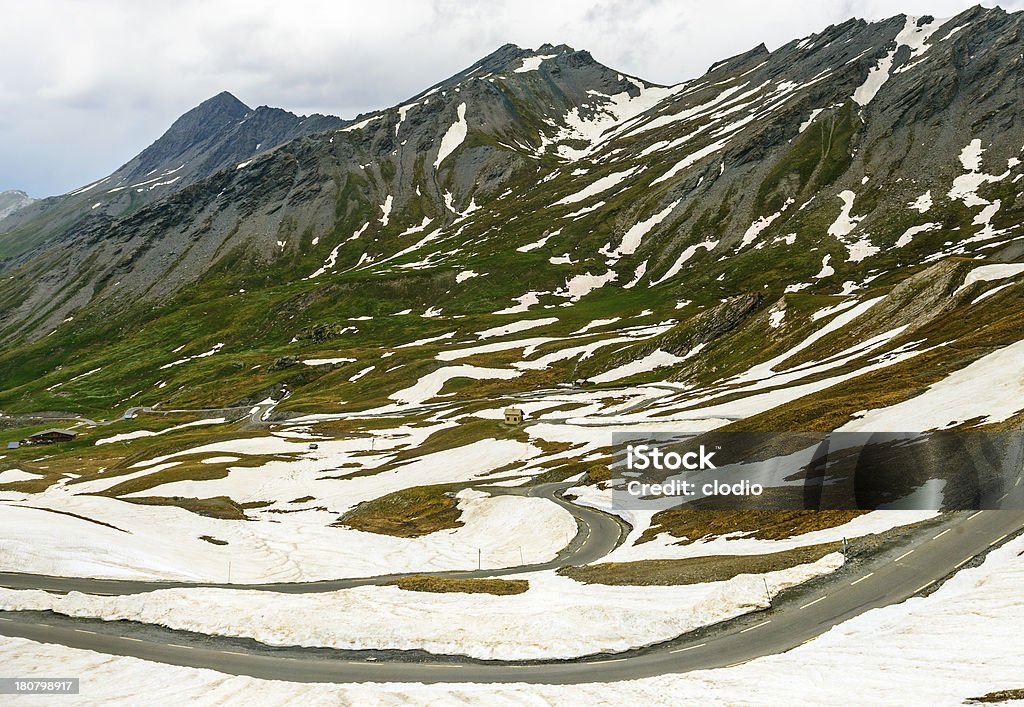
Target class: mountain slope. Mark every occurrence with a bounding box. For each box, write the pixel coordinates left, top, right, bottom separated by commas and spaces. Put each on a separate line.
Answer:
0, 5, 1021, 440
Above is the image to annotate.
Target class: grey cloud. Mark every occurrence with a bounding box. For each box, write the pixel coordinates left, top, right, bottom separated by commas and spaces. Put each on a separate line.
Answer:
2, 0, 1022, 196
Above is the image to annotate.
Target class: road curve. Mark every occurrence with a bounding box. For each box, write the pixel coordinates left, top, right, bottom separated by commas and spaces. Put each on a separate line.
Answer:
1, 481, 1022, 684
0, 482, 627, 595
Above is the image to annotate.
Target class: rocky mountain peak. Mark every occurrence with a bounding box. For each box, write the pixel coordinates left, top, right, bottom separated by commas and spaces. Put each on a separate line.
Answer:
0, 190, 35, 221
116, 91, 252, 181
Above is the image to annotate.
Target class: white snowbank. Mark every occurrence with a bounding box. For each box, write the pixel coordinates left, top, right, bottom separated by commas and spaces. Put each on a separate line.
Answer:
0, 554, 841, 661
0, 438, 561, 582
4, 536, 1024, 703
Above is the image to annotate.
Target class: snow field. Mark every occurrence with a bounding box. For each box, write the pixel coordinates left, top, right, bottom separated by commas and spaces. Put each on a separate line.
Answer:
0, 554, 842, 661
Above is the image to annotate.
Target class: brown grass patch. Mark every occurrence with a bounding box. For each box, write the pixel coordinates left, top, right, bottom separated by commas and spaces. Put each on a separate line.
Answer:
558, 542, 839, 586
966, 689, 1024, 704
639, 509, 867, 545
335, 484, 463, 537
387, 576, 529, 595
123, 495, 250, 520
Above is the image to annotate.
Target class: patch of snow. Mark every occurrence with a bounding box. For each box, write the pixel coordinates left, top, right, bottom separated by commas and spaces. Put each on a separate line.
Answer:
651, 240, 719, 285
799, 108, 825, 133
895, 222, 940, 248
827, 190, 863, 239
841, 338, 1024, 431
610, 200, 680, 258
94, 419, 227, 446
0, 469, 42, 483
302, 357, 356, 366
379, 195, 394, 226
349, 366, 374, 382
0, 553, 841, 662
558, 271, 617, 301
909, 191, 933, 213
591, 350, 688, 383
650, 138, 731, 185
845, 237, 879, 263
623, 261, 647, 289
740, 199, 793, 248
555, 168, 638, 206
955, 263, 1024, 296
476, 317, 559, 340
513, 54, 557, 73
159, 343, 224, 370
389, 366, 520, 405
433, 102, 468, 169
495, 292, 542, 315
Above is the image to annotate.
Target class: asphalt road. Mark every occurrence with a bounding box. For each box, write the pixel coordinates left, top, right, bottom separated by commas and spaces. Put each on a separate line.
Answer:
2, 470, 1023, 684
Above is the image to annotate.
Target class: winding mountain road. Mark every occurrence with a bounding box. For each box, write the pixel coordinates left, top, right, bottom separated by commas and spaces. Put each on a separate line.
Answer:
1, 474, 1023, 684
0, 482, 628, 595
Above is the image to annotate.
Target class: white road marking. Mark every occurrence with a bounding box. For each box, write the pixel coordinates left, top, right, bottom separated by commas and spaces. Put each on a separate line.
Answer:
990, 533, 1009, 547
933, 529, 951, 539
121, 637, 144, 643
850, 573, 874, 586
220, 650, 247, 656
915, 581, 934, 593
168, 644, 193, 650
670, 643, 706, 654
725, 660, 749, 668
800, 596, 828, 610
74, 629, 97, 635
955, 557, 973, 568
894, 550, 915, 562
0, 617, 11, 622
590, 658, 628, 664
999, 493, 1008, 502
967, 511, 984, 521
740, 620, 771, 633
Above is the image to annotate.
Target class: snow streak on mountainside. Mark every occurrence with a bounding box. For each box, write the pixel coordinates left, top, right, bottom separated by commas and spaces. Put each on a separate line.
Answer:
0, 5, 1023, 443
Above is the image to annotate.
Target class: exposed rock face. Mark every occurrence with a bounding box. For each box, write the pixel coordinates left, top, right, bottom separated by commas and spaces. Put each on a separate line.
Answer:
0, 6, 1022, 364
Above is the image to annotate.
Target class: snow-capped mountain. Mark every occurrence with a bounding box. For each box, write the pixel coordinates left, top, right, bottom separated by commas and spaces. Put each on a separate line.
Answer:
0, 5, 1022, 437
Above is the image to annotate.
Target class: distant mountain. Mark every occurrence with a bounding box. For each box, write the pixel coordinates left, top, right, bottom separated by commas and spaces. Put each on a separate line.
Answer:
104, 90, 348, 194
0, 190, 34, 221
0, 91, 347, 257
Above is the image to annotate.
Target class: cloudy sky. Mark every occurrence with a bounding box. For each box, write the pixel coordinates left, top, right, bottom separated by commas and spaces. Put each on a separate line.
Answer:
2, 0, 1021, 197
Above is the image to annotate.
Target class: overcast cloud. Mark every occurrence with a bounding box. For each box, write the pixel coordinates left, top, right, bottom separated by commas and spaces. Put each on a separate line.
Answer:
2, 0, 1021, 197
